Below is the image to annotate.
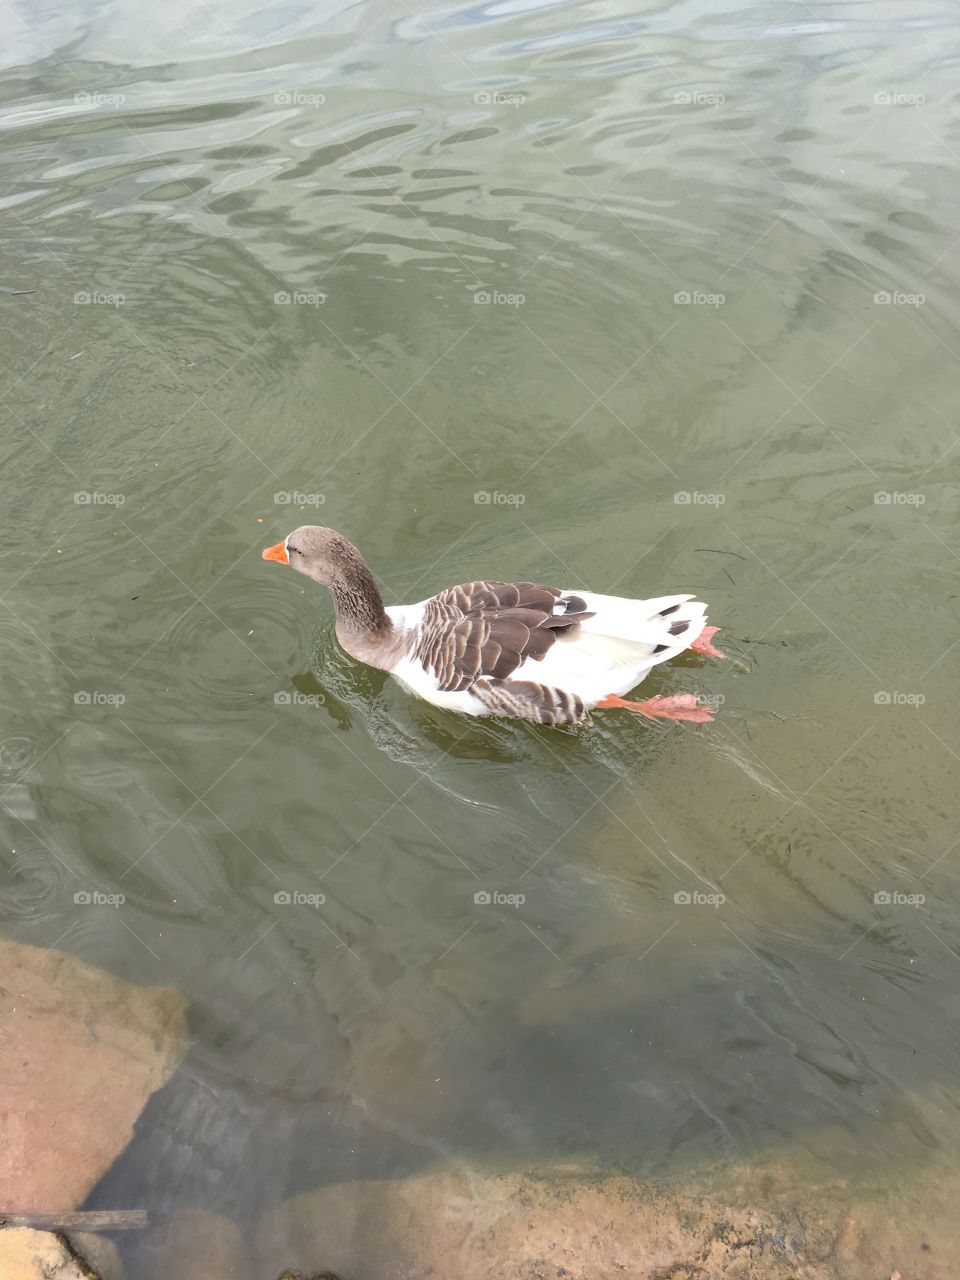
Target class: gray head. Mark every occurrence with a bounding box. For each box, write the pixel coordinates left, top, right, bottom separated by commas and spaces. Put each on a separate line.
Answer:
261, 525, 367, 585
262, 526, 389, 643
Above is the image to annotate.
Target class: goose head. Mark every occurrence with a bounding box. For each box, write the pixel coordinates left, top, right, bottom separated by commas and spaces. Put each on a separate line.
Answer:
261, 525, 363, 587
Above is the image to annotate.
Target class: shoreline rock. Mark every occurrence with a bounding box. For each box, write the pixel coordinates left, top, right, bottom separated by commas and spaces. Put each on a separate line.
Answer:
0, 1228, 101, 1279
0, 936, 188, 1214
257, 1160, 956, 1279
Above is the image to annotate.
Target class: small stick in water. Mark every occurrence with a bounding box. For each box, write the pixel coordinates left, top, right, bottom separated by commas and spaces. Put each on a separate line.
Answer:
693, 547, 747, 560
0, 1210, 149, 1231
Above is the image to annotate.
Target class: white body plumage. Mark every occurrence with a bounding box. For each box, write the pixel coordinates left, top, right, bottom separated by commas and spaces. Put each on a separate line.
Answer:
386, 592, 708, 715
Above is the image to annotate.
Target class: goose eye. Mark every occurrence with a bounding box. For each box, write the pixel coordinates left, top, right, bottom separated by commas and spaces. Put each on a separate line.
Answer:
287, 545, 301, 556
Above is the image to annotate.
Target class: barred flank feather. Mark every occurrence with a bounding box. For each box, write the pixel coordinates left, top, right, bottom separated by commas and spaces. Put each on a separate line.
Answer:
471, 678, 590, 726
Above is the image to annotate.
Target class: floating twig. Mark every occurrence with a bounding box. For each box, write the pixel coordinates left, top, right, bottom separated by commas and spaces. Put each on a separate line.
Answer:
694, 547, 747, 560
0, 1210, 148, 1231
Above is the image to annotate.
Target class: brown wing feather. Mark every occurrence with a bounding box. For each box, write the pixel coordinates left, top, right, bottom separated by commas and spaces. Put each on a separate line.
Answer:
415, 580, 595, 693
471, 678, 590, 725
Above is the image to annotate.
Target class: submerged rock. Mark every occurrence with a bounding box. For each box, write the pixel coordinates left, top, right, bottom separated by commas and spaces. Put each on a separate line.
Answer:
70, 1234, 125, 1280
257, 1166, 795, 1279
0, 937, 187, 1212
135, 1209, 249, 1280
257, 1161, 956, 1279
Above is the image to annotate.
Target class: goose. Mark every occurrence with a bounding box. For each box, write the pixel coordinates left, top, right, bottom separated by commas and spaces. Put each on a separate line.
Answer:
262, 527, 724, 726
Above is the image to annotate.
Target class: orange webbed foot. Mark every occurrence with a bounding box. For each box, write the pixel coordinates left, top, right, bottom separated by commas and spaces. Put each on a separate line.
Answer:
596, 693, 715, 723
690, 625, 725, 658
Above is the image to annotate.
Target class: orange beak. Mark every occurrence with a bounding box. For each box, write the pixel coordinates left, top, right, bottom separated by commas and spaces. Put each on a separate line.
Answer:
261, 540, 289, 564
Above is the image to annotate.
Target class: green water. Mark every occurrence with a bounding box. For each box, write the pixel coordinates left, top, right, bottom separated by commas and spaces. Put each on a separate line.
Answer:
2, 0, 960, 1246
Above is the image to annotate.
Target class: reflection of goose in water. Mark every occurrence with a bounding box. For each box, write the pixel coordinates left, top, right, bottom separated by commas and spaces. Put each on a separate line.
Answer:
263, 526, 724, 727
